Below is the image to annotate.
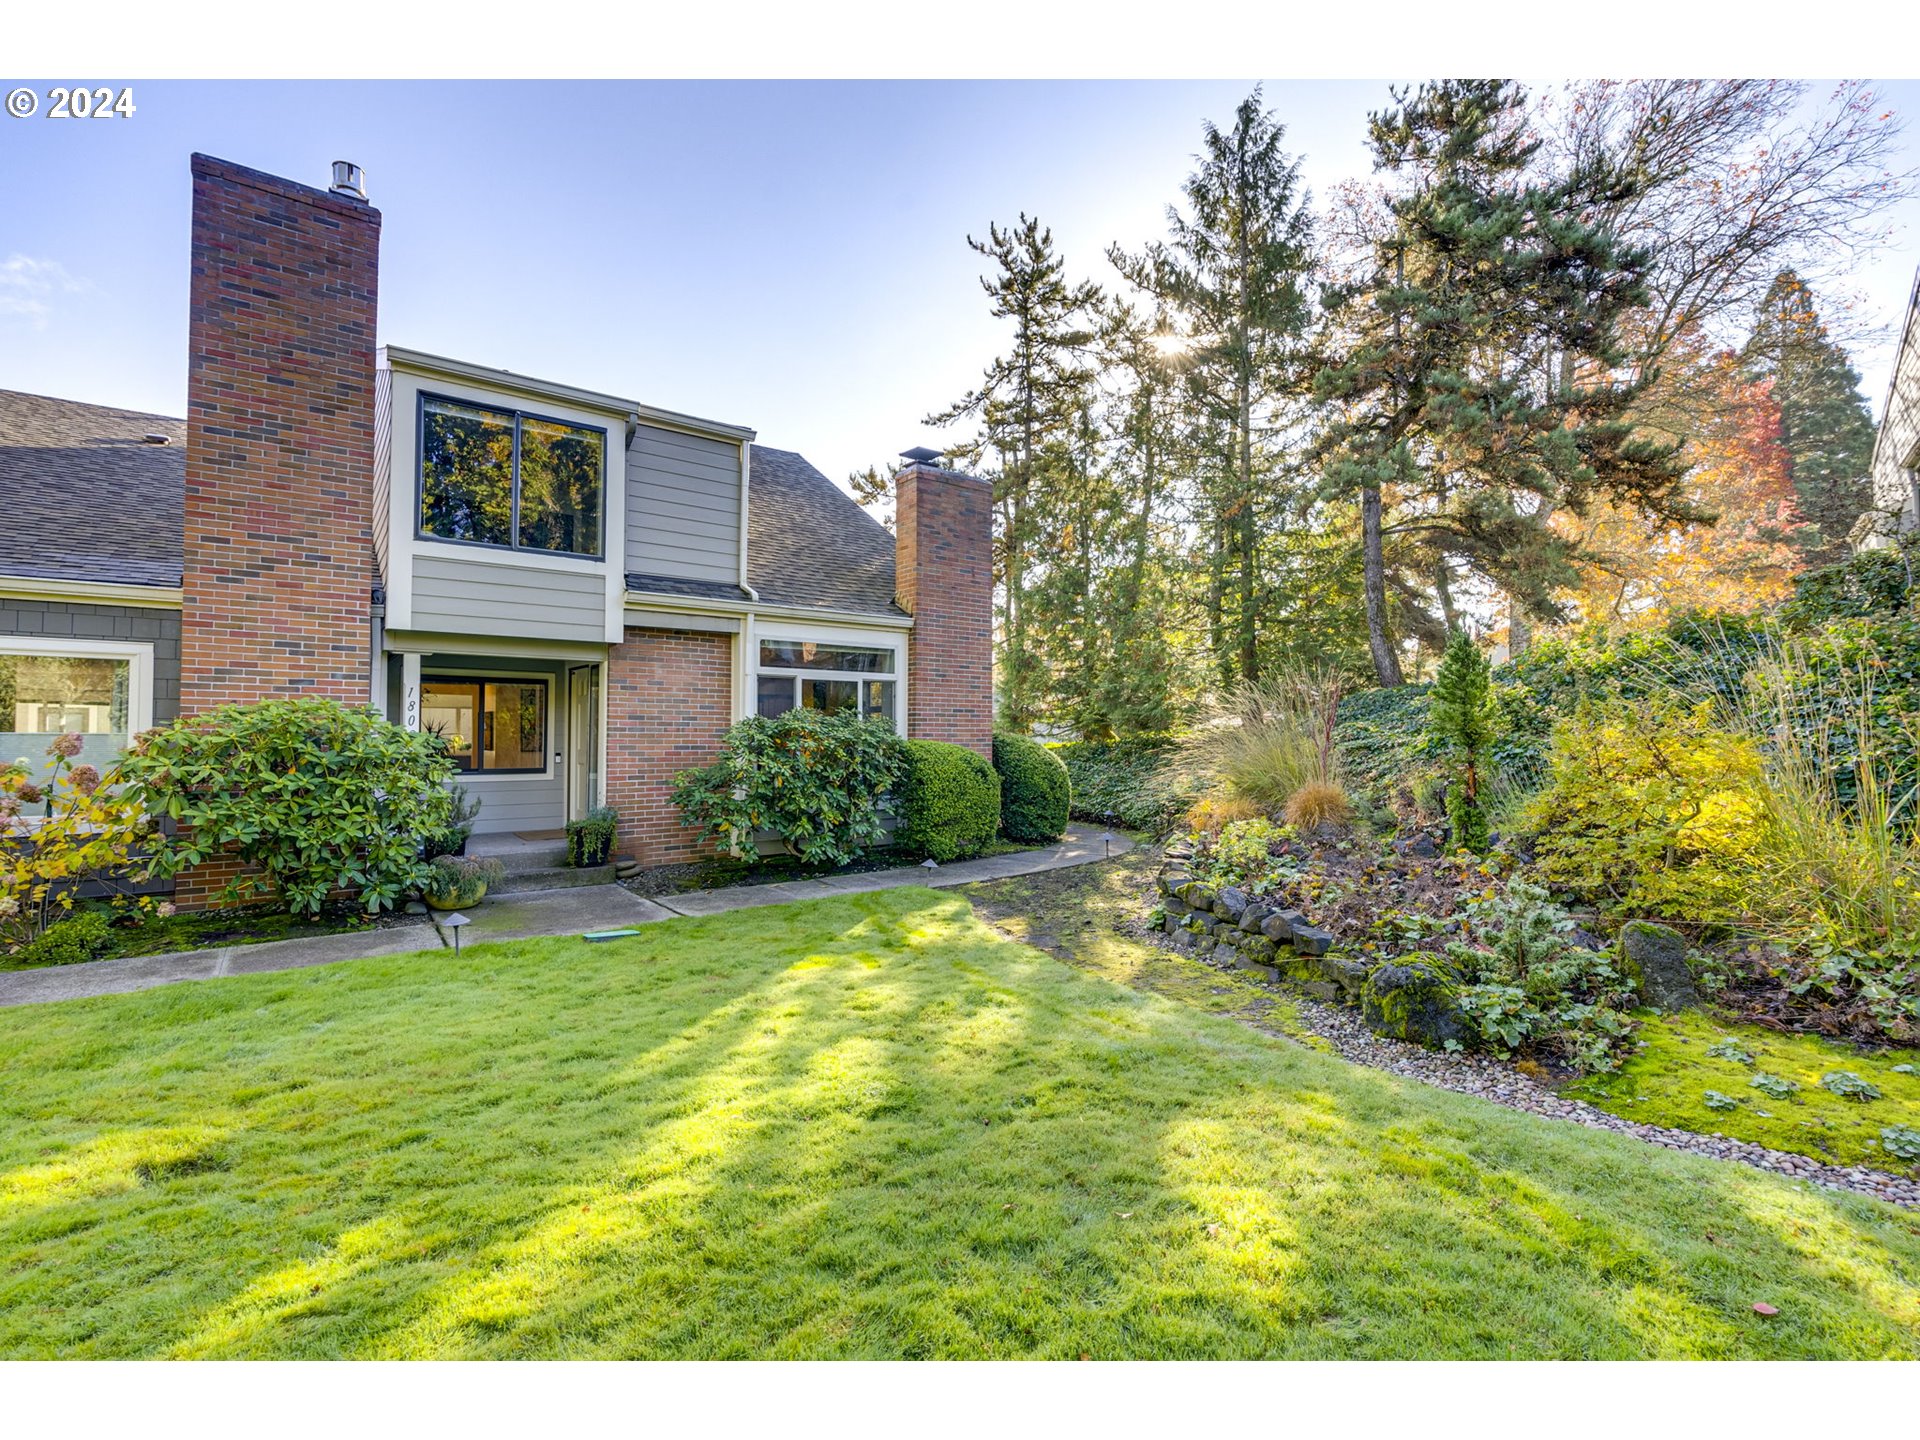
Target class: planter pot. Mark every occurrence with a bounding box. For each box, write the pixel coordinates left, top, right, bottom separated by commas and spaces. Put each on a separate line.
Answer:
423, 878, 489, 912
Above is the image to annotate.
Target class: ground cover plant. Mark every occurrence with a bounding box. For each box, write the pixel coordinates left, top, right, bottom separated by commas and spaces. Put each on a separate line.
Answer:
2, 886, 1917, 1359
0, 903, 392, 972
1568, 1011, 1920, 1171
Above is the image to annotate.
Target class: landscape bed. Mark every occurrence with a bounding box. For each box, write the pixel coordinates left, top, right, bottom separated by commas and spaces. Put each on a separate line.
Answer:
2, 886, 1917, 1359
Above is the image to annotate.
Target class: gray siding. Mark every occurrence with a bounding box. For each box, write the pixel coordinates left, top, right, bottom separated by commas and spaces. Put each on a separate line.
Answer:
0, 599, 180, 722
1872, 277, 1920, 537
409, 552, 608, 643
625, 424, 741, 585
372, 367, 393, 586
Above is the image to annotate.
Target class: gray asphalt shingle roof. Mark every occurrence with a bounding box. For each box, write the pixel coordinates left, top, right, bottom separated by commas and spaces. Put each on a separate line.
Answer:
2, 391, 904, 619
0, 388, 186, 588
745, 446, 903, 618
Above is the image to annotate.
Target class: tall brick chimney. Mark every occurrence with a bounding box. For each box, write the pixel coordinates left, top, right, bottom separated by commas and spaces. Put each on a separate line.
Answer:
894, 460, 994, 757
180, 154, 381, 713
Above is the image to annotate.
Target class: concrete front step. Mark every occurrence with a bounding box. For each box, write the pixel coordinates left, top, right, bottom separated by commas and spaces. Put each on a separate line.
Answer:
468, 838, 572, 873
490, 862, 619, 895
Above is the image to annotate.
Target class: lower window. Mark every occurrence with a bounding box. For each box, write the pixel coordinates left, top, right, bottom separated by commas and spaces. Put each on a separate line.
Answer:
753, 637, 898, 724
0, 644, 147, 784
421, 677, 549, 773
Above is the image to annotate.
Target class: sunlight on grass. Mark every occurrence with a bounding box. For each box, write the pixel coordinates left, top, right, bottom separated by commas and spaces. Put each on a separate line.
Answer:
1, 887, 1917, 1358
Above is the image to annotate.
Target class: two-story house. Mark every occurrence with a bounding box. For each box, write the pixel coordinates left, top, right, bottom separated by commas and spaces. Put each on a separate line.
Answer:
1, 155, 993, 905
1860, 266, 1920, 549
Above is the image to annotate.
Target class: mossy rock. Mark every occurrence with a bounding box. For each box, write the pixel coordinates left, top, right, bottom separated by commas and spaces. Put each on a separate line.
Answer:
1319, 955, 1373, 999
1239, 934, 1278, 964
1619, 920, 1698, 1012
1361, 953, 1469, 1049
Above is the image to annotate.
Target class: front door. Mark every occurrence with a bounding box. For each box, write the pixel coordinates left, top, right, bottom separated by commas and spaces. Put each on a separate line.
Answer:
566, 664, 601, 822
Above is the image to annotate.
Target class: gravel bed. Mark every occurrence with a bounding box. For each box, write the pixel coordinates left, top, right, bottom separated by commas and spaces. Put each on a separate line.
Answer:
1120, 913, 1920, 1211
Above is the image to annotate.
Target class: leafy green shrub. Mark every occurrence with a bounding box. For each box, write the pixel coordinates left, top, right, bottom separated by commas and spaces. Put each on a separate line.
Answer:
1192, 817, 1292, 892
893, 740, 1000, 863
992, 733, 1071, 843
1429, 633, 1500, 853
672, 709, 906, 868
118, 699, 458, 915
5, 910, 114, 968
1781, 534, 1917, 626
1524, 699, 1771, 927
424, 787, 482, 862
566, 805, 619, 867
1445, 876, 1639, 1072
1051, 737, 1188, 831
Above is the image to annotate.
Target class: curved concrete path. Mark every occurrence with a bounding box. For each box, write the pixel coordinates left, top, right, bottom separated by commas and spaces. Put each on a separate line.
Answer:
0, 824, 1134, 1009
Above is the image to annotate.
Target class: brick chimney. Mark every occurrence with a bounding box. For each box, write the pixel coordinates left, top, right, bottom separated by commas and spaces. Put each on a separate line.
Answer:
180, 154, 381, 713
894, 460, 994, 757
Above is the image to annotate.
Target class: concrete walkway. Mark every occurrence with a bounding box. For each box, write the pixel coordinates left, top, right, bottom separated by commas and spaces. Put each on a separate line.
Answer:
0, 824, 1133, 1009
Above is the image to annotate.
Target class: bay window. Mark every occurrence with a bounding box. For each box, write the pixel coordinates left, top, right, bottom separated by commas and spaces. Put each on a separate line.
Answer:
418, 394, 605, 558
753, 637, 898, 725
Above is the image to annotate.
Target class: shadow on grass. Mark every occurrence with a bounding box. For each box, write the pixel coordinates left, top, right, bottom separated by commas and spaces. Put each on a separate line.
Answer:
0, 888, 1916, 1358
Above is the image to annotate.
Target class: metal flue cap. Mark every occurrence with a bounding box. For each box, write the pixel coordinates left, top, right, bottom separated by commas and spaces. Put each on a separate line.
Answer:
899, 446, 943, 466
330, 160, 367, 200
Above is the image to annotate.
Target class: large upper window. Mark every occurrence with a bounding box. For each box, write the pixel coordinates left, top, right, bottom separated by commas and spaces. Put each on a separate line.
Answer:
754, 639, 897, 725
421, 677, 549, 774
418, 395, 605, 558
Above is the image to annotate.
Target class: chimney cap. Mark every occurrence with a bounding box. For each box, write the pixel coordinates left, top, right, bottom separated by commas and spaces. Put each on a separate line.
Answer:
899, 446, 943, 466
329, 160, 367, 201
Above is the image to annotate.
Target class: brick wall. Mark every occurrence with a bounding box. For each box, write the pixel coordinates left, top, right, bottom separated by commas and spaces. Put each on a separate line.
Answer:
605, 626, 734, 865
180, 153, 381, 712
894, 463, 994, 757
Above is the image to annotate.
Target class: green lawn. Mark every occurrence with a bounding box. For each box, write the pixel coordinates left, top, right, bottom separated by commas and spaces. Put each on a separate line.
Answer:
3, 887, 1917, 1358
1568, 1011, 1920, 1170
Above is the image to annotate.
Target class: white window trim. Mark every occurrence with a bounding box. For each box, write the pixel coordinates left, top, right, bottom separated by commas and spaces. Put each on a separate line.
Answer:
0, 636, 155, 741
749, 624, 905, 728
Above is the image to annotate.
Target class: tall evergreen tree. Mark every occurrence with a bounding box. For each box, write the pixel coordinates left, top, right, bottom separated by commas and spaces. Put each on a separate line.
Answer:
1742, 270, 1878, 561
1315, 79, 1690, 685
1428, 630, 1500, 853
929, 217, 1100, 728
1110, 88, 1316, 687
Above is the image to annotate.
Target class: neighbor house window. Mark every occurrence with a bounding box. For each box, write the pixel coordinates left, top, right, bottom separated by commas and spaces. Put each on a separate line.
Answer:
754, 638, 897, 725
421, 677, 549, 774
0, 639, 154, 786
418, 394, 605, 558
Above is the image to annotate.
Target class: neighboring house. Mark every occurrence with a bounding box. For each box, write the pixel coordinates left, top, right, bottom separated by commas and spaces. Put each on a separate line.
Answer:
1858, 265, 1920, 550
1, 154, 992, 905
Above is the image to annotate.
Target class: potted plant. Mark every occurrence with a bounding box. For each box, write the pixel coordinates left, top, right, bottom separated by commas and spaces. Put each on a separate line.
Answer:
420, 854, 504, 912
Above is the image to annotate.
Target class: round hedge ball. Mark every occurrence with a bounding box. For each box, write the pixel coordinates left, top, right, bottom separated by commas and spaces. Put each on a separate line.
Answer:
991, 732, 1072, 843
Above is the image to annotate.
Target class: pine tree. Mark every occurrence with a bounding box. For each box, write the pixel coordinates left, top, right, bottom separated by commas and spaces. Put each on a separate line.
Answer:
929, 217, 1101, 729
1428, 630, 1500, 853
1742, 270, 1878, 561
1316, 79, 1691, 686
1110, 87, 1316, 688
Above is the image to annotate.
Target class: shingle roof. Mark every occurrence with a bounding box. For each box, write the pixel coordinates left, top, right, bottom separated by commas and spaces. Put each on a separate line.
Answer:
746, 446, 904, 618
0, 391, 905, 620
0, 389, 185, 588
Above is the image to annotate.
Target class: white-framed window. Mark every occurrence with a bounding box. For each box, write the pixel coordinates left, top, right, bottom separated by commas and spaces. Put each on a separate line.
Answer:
752, 632, 902, 727
0, 636, 155, 784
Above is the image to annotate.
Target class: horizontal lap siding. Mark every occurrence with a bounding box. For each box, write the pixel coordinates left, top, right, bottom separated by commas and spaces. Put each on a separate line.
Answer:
409, 553, 608, 644
626, 425, 740, 586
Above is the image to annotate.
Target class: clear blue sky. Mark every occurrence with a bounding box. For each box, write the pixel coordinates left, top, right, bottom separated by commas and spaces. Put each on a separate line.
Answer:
3, 80, 1917, 492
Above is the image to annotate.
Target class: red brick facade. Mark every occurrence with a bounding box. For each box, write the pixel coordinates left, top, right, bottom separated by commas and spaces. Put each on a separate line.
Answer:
179, 153, 381, 714
895, 463, 994, 757
605, 626, 734, 865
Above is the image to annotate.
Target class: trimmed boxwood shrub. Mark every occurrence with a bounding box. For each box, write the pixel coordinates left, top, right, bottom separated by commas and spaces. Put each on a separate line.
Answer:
894, 740, 1001, 863
992, 731, 1070, 842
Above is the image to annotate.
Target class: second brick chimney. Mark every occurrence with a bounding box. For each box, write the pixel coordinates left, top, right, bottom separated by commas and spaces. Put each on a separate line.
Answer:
180, 154, 382, 714
894, 460, 994, 757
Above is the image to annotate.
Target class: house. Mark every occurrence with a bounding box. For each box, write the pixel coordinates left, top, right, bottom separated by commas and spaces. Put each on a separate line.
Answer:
1, 154, 993, 906
1858, 265, 1920, 549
